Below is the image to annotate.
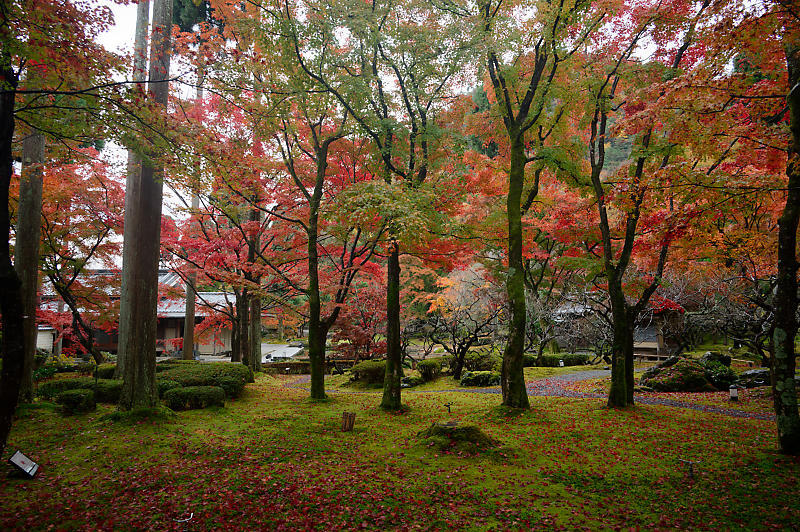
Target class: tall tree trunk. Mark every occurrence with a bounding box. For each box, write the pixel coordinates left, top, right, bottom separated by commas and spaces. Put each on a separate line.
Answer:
249, 294, 261, 374
231, 304, 240, 362
118, 0, 171, 410
116, 0, 150, 379
307, 221, 326, 399
501, 137, 529, 409
0, 57, 23, 457
183, 71, 204, 361
182, 193, 198, 361
607, 276, 631, 407
15, 131, 44, 402
381, 240, 402, 410
771, 38, 800, 455
235, 287, 248, 364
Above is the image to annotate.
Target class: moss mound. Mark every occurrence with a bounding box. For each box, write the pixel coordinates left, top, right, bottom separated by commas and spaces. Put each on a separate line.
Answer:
417, 422, 500, 454
640, 358, 715, 392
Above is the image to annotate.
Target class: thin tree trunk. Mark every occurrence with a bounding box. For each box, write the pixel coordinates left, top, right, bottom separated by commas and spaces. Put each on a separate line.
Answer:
15, 131, 44, 402
771, 38, 800, 455
381, 241, 402, 410
116, 0, 150, 379
501, 137, 530, 409
182, 192, 198, 361
0, 57, 23, 456
235, 287, 248, 363
183, 71, 204, 361
249, 294, 261, 375
307, 220, 326, 399
118, 0, 171, 410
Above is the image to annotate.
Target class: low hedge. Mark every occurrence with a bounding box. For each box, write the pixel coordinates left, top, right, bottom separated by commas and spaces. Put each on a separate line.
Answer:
157, 379, 183, 398
350, 360, 385, 384
263, 361, 311, 375
703, 361, 739, 390
464, 351, 501, 372
95, 363, 116, 379
155, 359, 201, 372
163, 386, 225, 410
56, 389, 96, 415
93, 379, 123, 403
460, 371, 501, 387
418, 358, 443, 382
38, 377, 98, 399
402, 375, 424, 388
537, 354, 590, 367
157, 362, 252, 398
39, 377, 123, 404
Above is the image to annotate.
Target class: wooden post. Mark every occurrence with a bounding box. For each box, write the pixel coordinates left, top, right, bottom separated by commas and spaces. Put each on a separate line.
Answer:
341, 412, 356, 432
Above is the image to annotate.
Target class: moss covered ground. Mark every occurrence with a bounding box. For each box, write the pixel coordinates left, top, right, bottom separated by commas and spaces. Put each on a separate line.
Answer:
1, 370, 798, 530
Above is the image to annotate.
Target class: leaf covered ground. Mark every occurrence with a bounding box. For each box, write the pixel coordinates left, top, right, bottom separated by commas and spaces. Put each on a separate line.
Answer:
1, 372, 798, 530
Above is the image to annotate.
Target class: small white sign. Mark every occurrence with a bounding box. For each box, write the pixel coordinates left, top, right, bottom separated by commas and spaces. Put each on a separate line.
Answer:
9, 450, 39, 477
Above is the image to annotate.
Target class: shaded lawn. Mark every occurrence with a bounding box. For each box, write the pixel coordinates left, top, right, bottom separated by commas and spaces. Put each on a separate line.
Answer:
1, 374, 798, 530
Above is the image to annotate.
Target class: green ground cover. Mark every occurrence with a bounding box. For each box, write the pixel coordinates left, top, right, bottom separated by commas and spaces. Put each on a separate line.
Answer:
1, 372, 798, 530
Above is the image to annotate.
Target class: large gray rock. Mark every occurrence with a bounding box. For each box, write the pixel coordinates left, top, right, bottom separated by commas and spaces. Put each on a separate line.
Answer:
738, 369, 770, 388
700, 351, 731, 368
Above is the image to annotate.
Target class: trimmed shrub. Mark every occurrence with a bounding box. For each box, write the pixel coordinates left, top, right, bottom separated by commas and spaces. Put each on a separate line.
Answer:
157, 379, 183, 398
77, 362, 96, 375
262, 361, 311, 375
157, 362, 253, 398
163, 386, 225, 410
641, 359, 715, 392
38, 377, 123, 403
418, 422, 500, 454
538, 354, 590, 367
93, 379, 123, 403
155, 359, 199, 372
350, 360, 385, 384
522, 354, 538, 367
703, 361, 738, 390
460, 371, 501, 387
38, 377, 97, 399
402, 375, 424, 388
35, 348, 51, 368
418, 358, 443, 382
96, 363, 116, 379
56, 389, 96, 415
215, 376, 245, 398
440, 355, 454, 374
464, 351, 500, 372
33, 364, 57, 382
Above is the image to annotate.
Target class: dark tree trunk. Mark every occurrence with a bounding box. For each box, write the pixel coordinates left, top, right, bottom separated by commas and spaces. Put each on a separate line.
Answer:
231, 305, 241, 363
183, 274, 196, 360
235, 287, 249, 364
0, 59, 22, 457
118, 0, 171, 411
182, 81, 202, 361
381, 241, 402, 410
15, 131, 44, 402
607, 277, 632, 407
501, 137, 530, 409
249, 293, 261, 374
771, 38, 800, 455
115, 0, 150, 380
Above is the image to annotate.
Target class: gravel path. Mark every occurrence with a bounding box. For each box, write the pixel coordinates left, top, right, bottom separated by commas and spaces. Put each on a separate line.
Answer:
285, 370, 774, 421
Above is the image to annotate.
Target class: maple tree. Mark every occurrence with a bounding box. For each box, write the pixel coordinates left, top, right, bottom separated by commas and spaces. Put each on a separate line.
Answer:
32, 150, 124, 362
0, 0, 123, 454
470, 0, 607, 409
425, 265, 504, 379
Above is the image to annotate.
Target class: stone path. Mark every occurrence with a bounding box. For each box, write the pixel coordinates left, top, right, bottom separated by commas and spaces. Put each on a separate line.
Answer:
286, 370, 775, 421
